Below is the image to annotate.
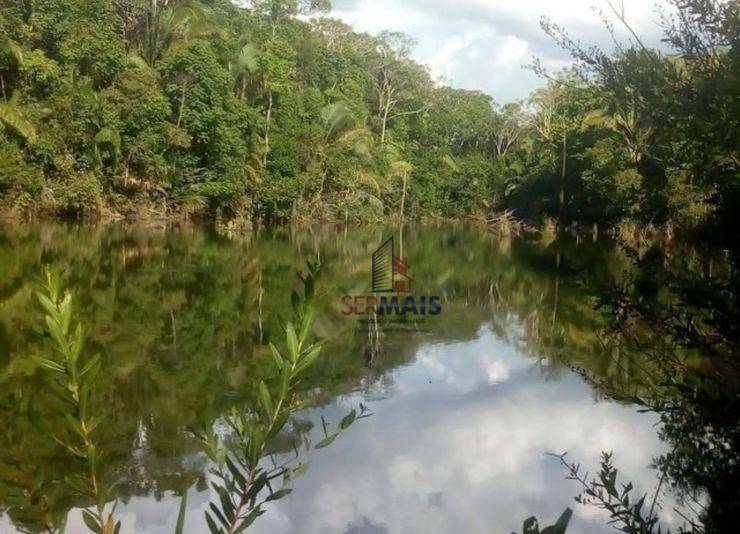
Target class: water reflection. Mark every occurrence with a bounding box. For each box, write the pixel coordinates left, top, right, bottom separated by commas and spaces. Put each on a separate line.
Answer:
243, 327, 676, 534
0, 222, 733, 533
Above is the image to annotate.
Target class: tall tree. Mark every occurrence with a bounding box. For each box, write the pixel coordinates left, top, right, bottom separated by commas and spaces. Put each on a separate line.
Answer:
369, 32, 429, 146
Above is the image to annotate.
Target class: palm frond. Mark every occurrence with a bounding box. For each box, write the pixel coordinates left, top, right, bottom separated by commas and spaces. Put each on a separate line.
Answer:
442, 154, 460, 172
580, 109, 615, 132
322, 101, 352, 139
0, 36, 23, 66
0, 101, 36, 141
126, 53, 150, 70
236, 43, 259, 73
387, 159, 413, 178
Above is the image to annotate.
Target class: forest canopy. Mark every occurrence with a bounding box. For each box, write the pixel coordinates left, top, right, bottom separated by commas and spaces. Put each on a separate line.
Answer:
0, 0, 737, 237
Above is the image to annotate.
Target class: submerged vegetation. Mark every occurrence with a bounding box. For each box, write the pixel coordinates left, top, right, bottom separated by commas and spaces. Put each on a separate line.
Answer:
0, 0, 737, 240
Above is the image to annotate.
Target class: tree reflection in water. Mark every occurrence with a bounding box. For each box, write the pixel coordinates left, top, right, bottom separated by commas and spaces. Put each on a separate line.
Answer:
0, 223, 736, 532
526, 244, 738, 533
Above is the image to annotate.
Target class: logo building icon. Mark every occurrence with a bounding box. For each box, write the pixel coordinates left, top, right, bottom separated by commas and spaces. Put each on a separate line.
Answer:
371, 237, 412, 293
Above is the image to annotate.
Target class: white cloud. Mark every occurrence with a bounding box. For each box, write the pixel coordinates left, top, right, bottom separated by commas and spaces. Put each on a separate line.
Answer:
328, 0, 673, 102
0, 326, 699, 534
239, 326, 687, 534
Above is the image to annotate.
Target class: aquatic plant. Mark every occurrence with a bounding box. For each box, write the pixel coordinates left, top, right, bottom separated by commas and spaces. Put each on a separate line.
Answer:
32, 268, 120, 534
196, 261, 371, 533
550, 451, 674, 534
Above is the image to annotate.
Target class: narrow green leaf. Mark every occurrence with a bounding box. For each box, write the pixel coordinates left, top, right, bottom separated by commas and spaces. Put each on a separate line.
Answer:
225, 456, 247, 490
70, 324, 85, 362
304, 274, 314, 301
314, 433, 338, 449
290, 290, 300, 312
269, 343, 283, 370
59, 292, 72, 334
286, 323, 299, 361
80, 353, 101, 380
258, 381, 273, 419
339, 409, 357, 430
36, 291, 57, 318
244, 471, 268, 501
234, 506, 263, 533
293, 345, 321, 376
46, 315, 69, 355
81, 510, 103, 534
215, 485, 235, 523
209, 502, 229, 528
266, 409, 290, 441
299, 306, 315, 344
292, 462, 310, 479
204, 511, 221, 534
32, 356, 66, 374
265, 488, 292, 502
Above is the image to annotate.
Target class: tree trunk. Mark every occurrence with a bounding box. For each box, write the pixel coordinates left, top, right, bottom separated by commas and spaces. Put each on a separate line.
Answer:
399, 225, 404, 260
380, 102, 390, 146
258, 271, 264, 343
551, 250, 561, 326
170, 309, 177, 351
263, 91, 273, 167
558, 130, 567, 229
176, 80, 187, 128
399, 171, 407, 220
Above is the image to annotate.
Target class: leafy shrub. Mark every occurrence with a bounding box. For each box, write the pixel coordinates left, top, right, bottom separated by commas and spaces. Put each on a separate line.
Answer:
0, 139, 44, 211
54, 173, 103, 216
19, 49, 61, 97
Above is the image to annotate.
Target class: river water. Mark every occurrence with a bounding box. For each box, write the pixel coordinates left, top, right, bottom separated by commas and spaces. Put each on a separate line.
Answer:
0, 222, 722, 533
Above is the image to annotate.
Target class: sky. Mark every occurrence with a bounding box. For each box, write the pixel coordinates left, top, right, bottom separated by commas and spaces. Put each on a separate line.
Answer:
50, 325, 689, 533
327, 0, 673, 103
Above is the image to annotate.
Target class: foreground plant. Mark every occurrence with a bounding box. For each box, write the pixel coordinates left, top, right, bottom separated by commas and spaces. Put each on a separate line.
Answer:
546, 451, 704, 534
197, 261, 371, 533
513, 508, 572, 534
32, 269, 119, 534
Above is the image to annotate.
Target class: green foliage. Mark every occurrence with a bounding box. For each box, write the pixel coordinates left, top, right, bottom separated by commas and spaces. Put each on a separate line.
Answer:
19, 49, 61, 97
513, 508, 572, 534
197, 262, 370, 533
536, 0, 739, 234
0, 138, 43, 212
54, 173, 104, 216
550, 452, 664, 534
0, 0, 735, 243
0, 92, 36, 142
32, 268, 120, 534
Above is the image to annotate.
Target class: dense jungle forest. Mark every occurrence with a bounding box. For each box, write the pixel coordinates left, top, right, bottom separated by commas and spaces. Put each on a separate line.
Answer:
0, 0, 737, 238
0, 3, 739, 532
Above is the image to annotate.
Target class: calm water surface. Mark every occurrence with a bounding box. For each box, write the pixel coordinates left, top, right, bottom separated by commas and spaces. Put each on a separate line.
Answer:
0, 223, 707, 533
